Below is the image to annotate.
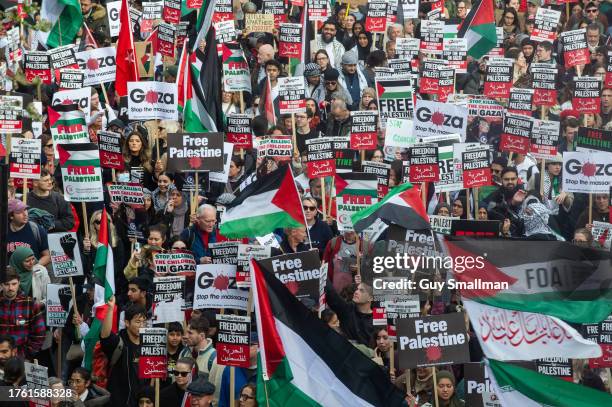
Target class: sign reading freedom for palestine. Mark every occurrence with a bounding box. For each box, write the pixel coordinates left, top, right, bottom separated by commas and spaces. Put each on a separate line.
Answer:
166, 133, 224, 172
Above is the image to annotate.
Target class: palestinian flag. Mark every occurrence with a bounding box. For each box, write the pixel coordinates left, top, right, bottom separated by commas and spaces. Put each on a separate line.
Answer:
219, 165, 305, 238
351, 182, 429, 233
39, 0, 83, 48
250, 258, 406, 406
375, 78, 413, 100
334, 173, 378, 231
57, 143, 100, 167
444, 238, 612, 323
48, 104, 86, 128
457, 0, 497, 59
83, 209, 116, 369
486, 359, 612, 406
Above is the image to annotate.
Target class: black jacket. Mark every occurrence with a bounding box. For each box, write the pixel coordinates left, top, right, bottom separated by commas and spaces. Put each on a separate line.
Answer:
324, 280, 373, 346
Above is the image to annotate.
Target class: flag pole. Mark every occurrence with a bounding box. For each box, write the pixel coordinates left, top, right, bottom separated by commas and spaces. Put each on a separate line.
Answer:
288, 165, 312, 249
432, 367, 439, 407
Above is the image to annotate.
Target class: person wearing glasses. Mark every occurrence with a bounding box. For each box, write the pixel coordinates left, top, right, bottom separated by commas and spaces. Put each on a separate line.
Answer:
301, 197, 333, 258
583, 2, 608, 33
69, 367, 110, 406
179, 204, 223, 265
238, 383, 257, 407
8, 246, 50, 305
26, 169, 75, 233
100, 297, 150, 407
160, 358, 194, 405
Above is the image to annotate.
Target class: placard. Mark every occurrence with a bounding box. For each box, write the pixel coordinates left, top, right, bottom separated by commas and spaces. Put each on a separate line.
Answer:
572, 77, 602, 114
464, 362, 498, 407
166, 132, 224, 172
381, 293, 420, 319
350, 111, 377, 150
245, 13, 275, 33
420, 19, 444, 55
259, 136, 293, 160
413, 99, 467, 138
212, 0, 232, 21
162, 0, 181, 24
127, 81, 178, 120
450, 219, 500, 238
531, 64, 557, 106
437, 67, 455, 102
278, 77, 306, 114
194, 264, 249, 310
58, 143, 104, 202
531, 8, 561, 43
222, 44, 251, 92
154, 250, 197, 274
507, 88, 534, 116
306, 137, 336, 178
375, 72, 414, 125
409, 143, 439, 183
262, 0, 287, 28
49, 45, 78, 70
467, 97, 504, 123
142, 0, 163, 19
48, 232, 84, 278
9, 138, 40, 179
307, 0, 329, 20
484, 58, 513, 99
560, 29, 590, 68
52, 87, 91, 118
500, 113, 533, 154
138, 327, 167, 379
398, 313, 469, 368
576, 127, 612, 153
362, 160, 391, 199
98, 130, 124, 170
442, 38, 467, 73
216, 315, 251, 367
153, 276, 184, 323
24, 51, 52, 84
396, 37, 421, 60
226, 114, 252, 149
58, 69, 84, 90
606, 49, 612, 88
279, 23, 302, 58
563, 151, 612, 193
591, 221, 612, 249
210, 241, 240, 265
462, 146, 491, 188
535, 358, 573, 381
107, 1, 121, 37
214, 20, 237, 44
75, 47, 117, 86
530, 119, 560, 159
237, 244, 271, 274
108, 183, 145, 207
365, 0, 388, 32
429, 215, 457, 235
420, 58, 445, 94
582, 314, 612, 368
25, 362, 49, 387
256, 251, 322, 308
46, 284, 70, 327
335, 173, 378, 232
157, 22, 176, 58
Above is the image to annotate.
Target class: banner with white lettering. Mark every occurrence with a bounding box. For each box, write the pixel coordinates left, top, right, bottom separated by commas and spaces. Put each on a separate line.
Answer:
216, 315, 251, 367
127, 81, 178, 120
138, 328, 167, 379
166, 132, 224, 172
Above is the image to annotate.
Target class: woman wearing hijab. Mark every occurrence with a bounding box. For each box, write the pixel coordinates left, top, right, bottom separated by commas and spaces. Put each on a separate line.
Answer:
9, 246, 50, 304
355, 31, 373, 66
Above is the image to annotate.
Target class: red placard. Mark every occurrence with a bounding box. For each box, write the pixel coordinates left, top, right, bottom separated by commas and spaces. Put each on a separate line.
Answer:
463, 168, 492, 188
500, 134, 530, 154
350, 132, 377, 150
306, 159, 336, 178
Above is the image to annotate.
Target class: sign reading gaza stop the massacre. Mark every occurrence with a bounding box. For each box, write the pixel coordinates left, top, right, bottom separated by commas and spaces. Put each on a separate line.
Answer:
398, 313, 470, 368
166, 132, 224, 173
413, 100, 467, 139
217, 315, 251, 368
127, 81, 178, 120
138, 328, 167, 379
194, 264, 249, 311
278, 77, 305, 114
257, 251, 322, 308
75, 47, 117, 86
563, 151, 612, 194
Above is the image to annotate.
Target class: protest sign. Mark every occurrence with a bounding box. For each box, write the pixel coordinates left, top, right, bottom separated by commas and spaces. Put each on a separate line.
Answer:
279, 23, 302, 58
464, 363, 499, 407
154, 250, 197, 274
413, 99, 467, 138
76, 46, 117, 86
335, 173, 378, 232
592, 221, 612, 249
138, 328, 167, 379
108, 183, 145, 208
507, 88, 534, 116
306, 137, 336, 178
385, 118, 416, 148
153, 276, 184, 323
420, 58, 445, 94
563, 151, 612, 193
375, 72, 414, 125
443, 38, 467, 73
24, 51, 52, 84
560, 29, 590, 68
166, 132, 224, 172
531, 64, 557, 106
214, 20, 237, 44
531, 8, 561, 43
6, 27, 21, 63
453, 142, 483, 190
396, 37, 421, 60
98, 131, 124, 170
222, 43, 252, 93
350, 111, 378, 150
429, 215, 457, 235
46, 284, 70, 327
607, 49, 612, 88
530, 119, 560, 159
57, 143, 104, 202
128, 81, 178, 120
48, 232, 84, 278
582, 314, 612, 368
259, 136, 293, 161
52, 88, 91, 117
420, 19, 444, 55
194, 264, 249, 311
237, 244, 272, 275
332, 136, 353, 172
142, 0, 163, 19
500, 113, 533, 155
381, 294, 420, 319
422, 133, 463, 192
372, 307, 387, 326
212, 0, 232, 20
49, 45, 78, 70
162, 0, 181, 23
262, 0, 287, 27
9, 138, 40, 179
278, 77, 306, 114
307, 0, 329, 20
0, 94, 24, 134
362, 160, 391, 199
401, 0, 419, 19
409, 143, 439, 183
157, 23, 176, 58
437, 67, 455, 102
365, 0, 388, 32
226, 114, 252, 149
107, 1, 121, 37
25, 362, 49, 386
450, 219, 500, 237
58, 69, 84, 90
210, 241, 240, 265
398, 313, 470, 368
216, 315, 251, 367
572, 77, 601, 114
535, 358, 573, 381
257, 251, 322, 307
209, 142, 234, 184
467, 97, 504, 123
576, 127, 612, 153
462, 146, 492, 188
484, 58, 513, 99
245, 12, 275, 33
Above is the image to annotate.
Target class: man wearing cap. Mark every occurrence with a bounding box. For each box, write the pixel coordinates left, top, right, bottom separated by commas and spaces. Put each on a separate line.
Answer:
186, 375, 216, 407
304, 62, 326, 104
310, 20, 345, 69
7, 199, 50, 267
338, 51, 368, 111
